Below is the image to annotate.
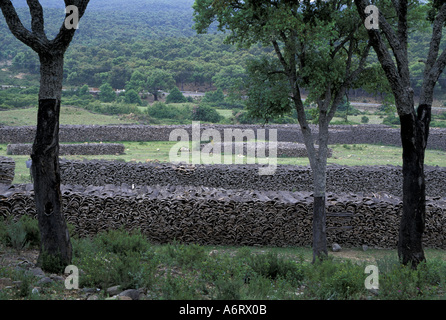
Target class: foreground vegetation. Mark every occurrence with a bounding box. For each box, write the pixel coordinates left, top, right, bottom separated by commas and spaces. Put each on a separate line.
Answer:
0, 216, 445, 300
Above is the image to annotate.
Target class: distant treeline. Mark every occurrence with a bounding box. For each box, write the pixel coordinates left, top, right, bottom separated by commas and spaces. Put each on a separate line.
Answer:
0, 0, 444, 97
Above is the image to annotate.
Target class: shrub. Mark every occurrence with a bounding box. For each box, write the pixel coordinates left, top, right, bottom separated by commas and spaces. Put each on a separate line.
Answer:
202, 88, 225, 103
192, 104, 223, 123
124, 89, 143, 105
99, 83, 116, 102
7, 220, 28, 251
161, 270, 201, 299
383, 113, 400, 125
247, 251, 304, 285
161, 241, 207, 268
146, 101, 191, 121
0, 216, 39, 250
19, 215, 40, 248
166, 87, 187, 103
0, 217, 9, 246
94, 228, 149, 256
38, 250, 66, 274
303, 258, 366, 299
236, 111, 261, 124
214, 277, 243, 300
73, 230, 157, 290
361, 116, 370, 124
376, 256, 441, 299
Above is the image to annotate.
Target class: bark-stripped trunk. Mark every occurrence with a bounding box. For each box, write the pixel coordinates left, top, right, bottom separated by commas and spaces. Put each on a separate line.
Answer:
398, 104, 431, 268
312, 117, 331, 262
1, 0, 90, 272
354, 0, 446, 269
31, 52, 72, 269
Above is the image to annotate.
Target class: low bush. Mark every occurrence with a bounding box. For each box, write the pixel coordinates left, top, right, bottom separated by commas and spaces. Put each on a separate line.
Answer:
302, 258, 367, 299
72, 229, 157, 290
160, 240, 207, 269
383, 113, 400, 125
247, 251, 305, 285
192, 104, 223, 123
146, 101, 191, 121
93, 228, 150, 256
0, 215, 40, 250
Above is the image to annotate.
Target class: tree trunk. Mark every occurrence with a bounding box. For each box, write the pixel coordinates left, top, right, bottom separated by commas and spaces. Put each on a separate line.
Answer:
312, 142, 329, 262
398, 104, 430, 268
31, 52, 72, 271
312, 194, 327, 262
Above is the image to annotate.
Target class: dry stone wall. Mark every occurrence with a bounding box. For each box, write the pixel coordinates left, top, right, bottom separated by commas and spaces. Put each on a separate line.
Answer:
59, 160, 446, 198
202, 141, 332, 158
1, 124, 445, 151
0, 183, 444, 248
7, 143, 125, 156
0, 156, 15, 185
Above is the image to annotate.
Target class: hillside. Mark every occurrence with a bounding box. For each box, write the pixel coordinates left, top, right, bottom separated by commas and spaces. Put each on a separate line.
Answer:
0, 1, 444, 101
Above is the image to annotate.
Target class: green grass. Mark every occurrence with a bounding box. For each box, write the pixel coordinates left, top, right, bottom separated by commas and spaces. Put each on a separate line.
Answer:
0, 106, 137, 126
216, 108, 234, 119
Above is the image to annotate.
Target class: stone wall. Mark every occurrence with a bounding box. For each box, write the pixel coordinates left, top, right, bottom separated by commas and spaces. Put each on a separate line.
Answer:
6, 143, 125, 156
59, 160, 446, 198
202, 141, 332, 158
0, 156, 15, 185
1, 124, 445, 151
0, 183, 444, 248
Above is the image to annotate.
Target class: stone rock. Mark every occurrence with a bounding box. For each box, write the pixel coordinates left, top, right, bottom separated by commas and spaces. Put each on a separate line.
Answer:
107, 285, 121, 296
87, 295, 99, 300
37, 277, 53, 285
118, 289, 141, 300
83, 287, 98, 294
332, 243, 342, 252
28, 267, 45, 278
50, 274, 65, 282
208, 250, 218, 257
362, 245, 369, 251
0, 278, 13, 289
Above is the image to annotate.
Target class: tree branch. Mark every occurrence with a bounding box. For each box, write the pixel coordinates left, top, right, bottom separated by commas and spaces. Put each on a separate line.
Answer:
420, 3, 446, 106
26, 0, 45, 38
354, 0, 410, 114
378, 4, 410, 85
0, 0, 45, 51
52, 0, 90, 52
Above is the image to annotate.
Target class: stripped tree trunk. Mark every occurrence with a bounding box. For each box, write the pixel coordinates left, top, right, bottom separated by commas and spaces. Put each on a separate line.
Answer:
355, 0, 446, 268
398, 105, 431, 267
0, 0, 90, 271
31, 53, 72, 268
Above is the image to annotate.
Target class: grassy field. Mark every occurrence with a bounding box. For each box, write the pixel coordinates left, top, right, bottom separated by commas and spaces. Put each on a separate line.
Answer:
0, 106, 137, 126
